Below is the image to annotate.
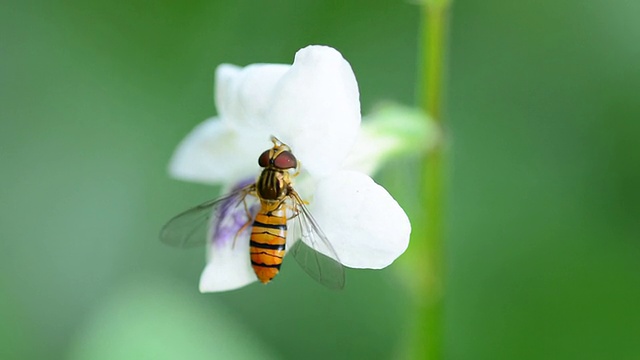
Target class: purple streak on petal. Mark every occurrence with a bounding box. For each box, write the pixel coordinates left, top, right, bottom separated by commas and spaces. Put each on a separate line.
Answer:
210, 178, 259, 248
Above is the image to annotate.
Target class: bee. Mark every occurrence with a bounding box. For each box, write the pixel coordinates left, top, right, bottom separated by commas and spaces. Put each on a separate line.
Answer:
160, 137, 345, 289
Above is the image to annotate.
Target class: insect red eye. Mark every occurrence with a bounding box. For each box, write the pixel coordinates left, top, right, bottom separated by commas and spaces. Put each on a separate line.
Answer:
273, 151, 297, 170
258, 150, 271, 168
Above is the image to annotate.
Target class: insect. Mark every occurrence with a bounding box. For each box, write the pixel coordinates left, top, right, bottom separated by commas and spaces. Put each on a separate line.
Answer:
160, 137, 345, 289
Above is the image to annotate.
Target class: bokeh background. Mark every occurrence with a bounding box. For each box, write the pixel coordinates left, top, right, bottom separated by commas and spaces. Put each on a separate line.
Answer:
1, 1, 639, 359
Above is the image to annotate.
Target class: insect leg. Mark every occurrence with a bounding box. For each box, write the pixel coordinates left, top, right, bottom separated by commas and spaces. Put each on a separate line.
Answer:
231, 188, 255, 249
292, 165, 300, 178
287, 187, 309, 205
287, 200, 301, 220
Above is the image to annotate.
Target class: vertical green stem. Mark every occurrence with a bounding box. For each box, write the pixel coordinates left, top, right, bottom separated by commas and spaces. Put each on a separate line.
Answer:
420, 0, 448, 120
413, 0, 450, 359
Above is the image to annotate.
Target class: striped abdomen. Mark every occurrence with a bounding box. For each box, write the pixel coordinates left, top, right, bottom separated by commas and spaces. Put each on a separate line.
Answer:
250, 205, 287, 283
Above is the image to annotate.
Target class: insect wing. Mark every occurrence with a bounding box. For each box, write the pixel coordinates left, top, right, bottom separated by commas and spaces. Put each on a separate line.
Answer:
160, 185, 254, 248
288, 191, 345, 290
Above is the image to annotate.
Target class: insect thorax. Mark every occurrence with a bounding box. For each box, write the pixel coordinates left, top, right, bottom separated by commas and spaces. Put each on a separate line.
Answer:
256, 168, 289, 201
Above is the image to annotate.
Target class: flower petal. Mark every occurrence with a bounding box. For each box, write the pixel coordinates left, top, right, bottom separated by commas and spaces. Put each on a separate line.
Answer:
199, 228, 257, 293
213, 64, 241, 122
200, 184, 261, 292
309, 171, 411, 269
169, 118, 269, 184
266, 45, 361, 177
215, 63, 290, 131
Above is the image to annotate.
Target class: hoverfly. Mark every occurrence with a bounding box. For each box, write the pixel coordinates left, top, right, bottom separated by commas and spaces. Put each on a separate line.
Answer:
160, 137, 345, 289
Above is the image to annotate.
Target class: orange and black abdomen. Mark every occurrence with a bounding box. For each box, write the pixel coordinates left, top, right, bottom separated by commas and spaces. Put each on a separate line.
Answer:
250, 206, 287, 283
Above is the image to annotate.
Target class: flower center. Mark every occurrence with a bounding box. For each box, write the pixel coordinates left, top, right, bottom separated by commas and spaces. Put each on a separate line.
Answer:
211, 178, 259, 247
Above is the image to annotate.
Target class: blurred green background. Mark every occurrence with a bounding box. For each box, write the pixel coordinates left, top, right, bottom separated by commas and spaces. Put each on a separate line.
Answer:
1, 1, 639, 359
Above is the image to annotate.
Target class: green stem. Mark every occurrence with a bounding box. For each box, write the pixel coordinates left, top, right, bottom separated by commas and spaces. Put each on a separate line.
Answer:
413, 1, 450, 359
420, 0, 448, 120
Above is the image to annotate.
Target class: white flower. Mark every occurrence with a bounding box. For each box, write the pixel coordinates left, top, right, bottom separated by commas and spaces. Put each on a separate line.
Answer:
169, 45, 411, 292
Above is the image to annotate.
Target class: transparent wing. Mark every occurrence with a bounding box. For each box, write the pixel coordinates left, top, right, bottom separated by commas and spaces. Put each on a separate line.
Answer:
288, 190, 345, 290
160, 184, 255, 248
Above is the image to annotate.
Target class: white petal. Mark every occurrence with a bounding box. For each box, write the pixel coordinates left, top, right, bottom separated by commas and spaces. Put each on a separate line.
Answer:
309, 171, 411, 269
213, 64, 242, 122
266, 45, 361, 177
215, 63, 290, 131
169, 118, 270, 184
199, 229, 258, 293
